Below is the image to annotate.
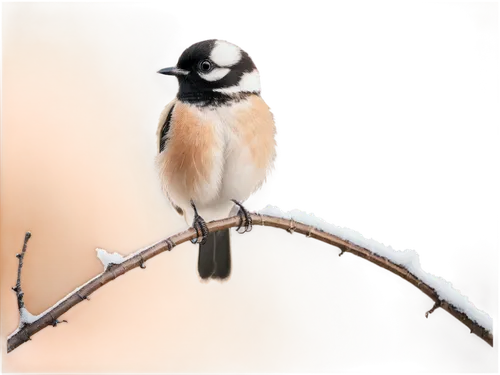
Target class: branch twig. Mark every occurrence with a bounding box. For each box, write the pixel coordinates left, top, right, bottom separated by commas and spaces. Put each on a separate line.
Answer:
7, 214, 493, 353
12, 232, 31, 314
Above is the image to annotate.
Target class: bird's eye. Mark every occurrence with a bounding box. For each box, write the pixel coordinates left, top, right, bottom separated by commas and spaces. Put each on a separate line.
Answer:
199, 60, 212, 72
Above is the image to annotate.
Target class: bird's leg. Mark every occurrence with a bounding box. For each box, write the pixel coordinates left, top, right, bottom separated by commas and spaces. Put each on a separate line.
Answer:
231, 199, 253, 234
190, 200, 208, 244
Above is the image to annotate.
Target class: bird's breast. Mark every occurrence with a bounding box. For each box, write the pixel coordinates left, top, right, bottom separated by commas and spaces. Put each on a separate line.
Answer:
157, 100, 223, 207
157, 95, 275, 211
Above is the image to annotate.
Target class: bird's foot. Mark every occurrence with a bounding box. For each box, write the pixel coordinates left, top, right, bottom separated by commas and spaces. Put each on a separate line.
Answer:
190, 200, 208, 244
231, 199, 253, 234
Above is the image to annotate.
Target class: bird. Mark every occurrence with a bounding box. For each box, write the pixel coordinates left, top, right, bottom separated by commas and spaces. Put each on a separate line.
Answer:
156, 39, 276, 280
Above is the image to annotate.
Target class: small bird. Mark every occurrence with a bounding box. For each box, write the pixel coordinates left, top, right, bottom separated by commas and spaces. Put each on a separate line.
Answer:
156, 39, 276, 280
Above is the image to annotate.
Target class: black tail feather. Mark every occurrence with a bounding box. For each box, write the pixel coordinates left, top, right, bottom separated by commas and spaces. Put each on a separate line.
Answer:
198, 229, 231, 279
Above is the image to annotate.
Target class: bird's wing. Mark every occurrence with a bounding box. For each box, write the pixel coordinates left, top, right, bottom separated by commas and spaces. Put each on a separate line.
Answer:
156, 99, 176, 153
156, 99, 183, 216
168, 196, 184, 216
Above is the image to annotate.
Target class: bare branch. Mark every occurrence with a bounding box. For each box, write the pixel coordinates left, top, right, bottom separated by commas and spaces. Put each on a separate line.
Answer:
10, 231, 40, 332
6, 214, 493, 353
12, 232, 31, 311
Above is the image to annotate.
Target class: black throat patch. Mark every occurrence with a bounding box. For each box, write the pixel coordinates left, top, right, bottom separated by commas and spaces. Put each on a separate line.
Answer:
177, 91, 254, 107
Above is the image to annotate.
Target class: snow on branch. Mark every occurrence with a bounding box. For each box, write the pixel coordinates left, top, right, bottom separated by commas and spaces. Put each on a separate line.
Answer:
9, 232, 67, 340
255, 207, 493, 344
7, 207, 494, 353
96, 248, 125, 270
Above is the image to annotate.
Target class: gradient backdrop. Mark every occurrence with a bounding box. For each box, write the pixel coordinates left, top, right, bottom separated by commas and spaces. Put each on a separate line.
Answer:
0, 3, 376, 373
1, 1, 498, 372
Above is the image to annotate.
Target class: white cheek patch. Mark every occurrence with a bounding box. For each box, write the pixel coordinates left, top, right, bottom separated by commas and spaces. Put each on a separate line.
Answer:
214, 69, 261, 94
199, 67, 231, 82
210, 40, 242, 67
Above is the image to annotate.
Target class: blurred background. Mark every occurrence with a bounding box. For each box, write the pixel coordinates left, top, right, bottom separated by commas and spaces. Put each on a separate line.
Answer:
0, 2, 381, 374
0, 2, 496, 374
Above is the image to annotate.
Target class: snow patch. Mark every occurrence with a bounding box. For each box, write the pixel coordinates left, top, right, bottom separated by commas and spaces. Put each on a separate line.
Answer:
96, 248, 125, 270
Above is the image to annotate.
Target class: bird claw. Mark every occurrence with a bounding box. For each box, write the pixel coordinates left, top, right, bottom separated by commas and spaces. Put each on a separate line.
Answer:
190, 200, 208, 244
231, 199, 253, 234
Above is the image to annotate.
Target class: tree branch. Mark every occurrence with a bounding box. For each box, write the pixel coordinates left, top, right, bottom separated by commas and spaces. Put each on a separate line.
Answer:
7, 213, 493, 353
12, 232, 31, 313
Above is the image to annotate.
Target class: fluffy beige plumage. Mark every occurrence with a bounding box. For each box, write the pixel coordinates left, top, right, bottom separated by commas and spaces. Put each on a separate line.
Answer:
156, 39, 276, 279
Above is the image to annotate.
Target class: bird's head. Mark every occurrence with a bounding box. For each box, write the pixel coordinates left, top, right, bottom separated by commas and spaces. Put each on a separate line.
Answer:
158, 39, 261, 105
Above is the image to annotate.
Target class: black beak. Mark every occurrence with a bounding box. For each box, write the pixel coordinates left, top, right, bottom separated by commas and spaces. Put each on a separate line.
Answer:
157, 67, 189, 76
